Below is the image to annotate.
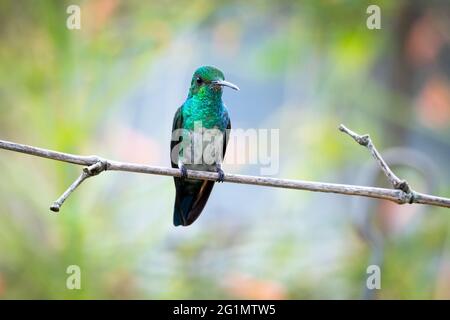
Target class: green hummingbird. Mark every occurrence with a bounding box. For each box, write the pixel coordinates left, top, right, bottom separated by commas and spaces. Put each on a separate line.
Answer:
170, 66, 239, 226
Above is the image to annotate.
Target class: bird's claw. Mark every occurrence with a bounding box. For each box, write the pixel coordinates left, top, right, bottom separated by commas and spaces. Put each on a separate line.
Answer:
180, 165, 188, 180
216, 168, 225, 183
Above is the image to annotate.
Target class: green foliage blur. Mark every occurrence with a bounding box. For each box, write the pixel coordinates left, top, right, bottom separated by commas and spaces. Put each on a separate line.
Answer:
0, 0, 449, 299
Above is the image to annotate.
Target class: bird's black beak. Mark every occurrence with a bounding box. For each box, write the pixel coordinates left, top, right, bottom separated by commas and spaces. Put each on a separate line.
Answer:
211, 79, 240, 91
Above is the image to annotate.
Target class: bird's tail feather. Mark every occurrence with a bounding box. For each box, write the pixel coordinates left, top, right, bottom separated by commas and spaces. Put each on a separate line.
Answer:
173, 179, 215, 226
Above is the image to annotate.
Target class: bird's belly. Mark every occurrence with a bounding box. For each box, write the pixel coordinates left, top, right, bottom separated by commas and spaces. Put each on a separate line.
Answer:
179, 128, 224, 170
184, 163, 217, 172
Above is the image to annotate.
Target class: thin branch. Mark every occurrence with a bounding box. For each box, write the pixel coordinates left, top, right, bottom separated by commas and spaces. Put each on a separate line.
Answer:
339, 124, 411, 193
49, 161, 107, 212
0, 125, 449, 211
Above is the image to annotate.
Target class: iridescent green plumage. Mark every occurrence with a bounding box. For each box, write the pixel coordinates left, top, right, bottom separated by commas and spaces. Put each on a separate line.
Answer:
170, 66, 238, 226
182, 66, 230, 130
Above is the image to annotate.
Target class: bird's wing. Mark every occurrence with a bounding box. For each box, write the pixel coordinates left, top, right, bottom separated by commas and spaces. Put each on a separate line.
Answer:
223, 116, 231, 160
170, 106, 183, 168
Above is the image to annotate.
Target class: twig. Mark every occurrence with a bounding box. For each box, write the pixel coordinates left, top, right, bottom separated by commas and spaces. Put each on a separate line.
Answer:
50, 161, 107, 212
0, 125, 449, 211
339, 124, 411, 193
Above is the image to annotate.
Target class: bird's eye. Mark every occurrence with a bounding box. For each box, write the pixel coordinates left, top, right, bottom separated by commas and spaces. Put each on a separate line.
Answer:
196, 77, 203, 85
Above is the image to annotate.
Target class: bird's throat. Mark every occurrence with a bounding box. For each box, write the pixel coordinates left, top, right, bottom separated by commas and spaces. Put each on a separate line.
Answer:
183, 94, 225, 130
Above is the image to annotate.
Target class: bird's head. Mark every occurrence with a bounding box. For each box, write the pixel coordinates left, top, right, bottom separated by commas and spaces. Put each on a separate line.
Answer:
188, 66, 239, 99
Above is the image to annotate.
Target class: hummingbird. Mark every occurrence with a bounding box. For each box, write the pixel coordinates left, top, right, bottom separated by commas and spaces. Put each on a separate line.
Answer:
170, 66, 239, 226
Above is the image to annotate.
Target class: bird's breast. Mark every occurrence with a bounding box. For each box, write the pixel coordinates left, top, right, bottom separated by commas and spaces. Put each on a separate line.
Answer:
179, 127, 225, 170
182, 99, 227, 130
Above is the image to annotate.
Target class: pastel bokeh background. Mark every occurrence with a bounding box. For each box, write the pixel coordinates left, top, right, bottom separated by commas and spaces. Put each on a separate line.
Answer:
0, 0, 449, 299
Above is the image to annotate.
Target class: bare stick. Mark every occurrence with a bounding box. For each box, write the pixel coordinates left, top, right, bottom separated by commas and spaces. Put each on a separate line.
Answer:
0, 127, 449, 210
49, 161, 107, 212
339, 124, 411, 193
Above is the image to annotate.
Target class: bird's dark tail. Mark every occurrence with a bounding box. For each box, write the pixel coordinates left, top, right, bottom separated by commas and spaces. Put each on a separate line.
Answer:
173, 178, 215, 226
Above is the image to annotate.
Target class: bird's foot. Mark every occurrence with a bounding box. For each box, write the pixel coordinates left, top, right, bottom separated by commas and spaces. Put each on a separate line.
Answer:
216, 168, 225, 183
180, 165, 188, 180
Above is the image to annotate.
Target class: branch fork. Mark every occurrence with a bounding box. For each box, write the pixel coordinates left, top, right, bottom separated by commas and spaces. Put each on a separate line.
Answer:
339, 124, 415, 203
49, 159, 108, 212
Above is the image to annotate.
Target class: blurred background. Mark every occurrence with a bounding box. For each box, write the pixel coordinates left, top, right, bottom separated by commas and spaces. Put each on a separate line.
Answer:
0, 0, 449, 299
